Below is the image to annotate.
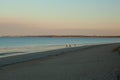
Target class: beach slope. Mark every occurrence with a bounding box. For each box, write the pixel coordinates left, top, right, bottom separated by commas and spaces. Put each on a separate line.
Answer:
0, 43, 120, 80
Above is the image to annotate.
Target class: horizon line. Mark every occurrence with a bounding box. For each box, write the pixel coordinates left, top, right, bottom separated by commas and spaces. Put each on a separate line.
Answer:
0, 35, 120, 38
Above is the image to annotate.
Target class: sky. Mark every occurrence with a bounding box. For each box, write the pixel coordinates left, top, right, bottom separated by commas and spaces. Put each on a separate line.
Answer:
0, 0, 120, 36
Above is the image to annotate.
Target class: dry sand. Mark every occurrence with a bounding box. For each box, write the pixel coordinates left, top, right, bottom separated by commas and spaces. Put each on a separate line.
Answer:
0, 43, 120, 80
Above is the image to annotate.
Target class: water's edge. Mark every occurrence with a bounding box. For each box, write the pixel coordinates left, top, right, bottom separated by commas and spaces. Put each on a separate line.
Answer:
0, 43, 117, 68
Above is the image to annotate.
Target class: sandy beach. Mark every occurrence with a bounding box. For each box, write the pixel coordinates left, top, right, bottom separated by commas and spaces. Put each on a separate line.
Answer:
0, 43, 120, 80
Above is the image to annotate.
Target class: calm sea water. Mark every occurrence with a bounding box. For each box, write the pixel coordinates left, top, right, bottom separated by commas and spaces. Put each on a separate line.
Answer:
0, 37, 120, 57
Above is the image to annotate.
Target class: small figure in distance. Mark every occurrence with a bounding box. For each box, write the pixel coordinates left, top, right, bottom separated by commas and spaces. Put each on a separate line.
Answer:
69, 44, 71, 47
66, 44, 68, 48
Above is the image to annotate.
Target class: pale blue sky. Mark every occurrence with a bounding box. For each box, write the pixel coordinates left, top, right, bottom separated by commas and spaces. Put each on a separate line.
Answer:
0, 0, 120, 17
0, 0, 120, 36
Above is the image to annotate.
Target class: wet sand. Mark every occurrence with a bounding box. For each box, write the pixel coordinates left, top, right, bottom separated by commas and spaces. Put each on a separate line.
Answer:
0, 43, 120, 80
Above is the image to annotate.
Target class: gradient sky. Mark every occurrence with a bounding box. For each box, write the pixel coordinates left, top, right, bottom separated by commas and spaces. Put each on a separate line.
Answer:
0, 0, 120, 36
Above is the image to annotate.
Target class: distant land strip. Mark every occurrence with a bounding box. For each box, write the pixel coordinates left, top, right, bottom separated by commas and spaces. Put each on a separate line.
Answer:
0, 35, 120, 38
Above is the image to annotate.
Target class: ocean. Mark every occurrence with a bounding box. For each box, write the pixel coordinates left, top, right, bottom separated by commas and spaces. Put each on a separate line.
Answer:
0, 37, 120, 58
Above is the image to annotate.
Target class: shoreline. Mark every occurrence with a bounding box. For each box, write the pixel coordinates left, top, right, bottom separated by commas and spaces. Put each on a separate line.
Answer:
0, 42, 119, 67
0, 44, 90, 67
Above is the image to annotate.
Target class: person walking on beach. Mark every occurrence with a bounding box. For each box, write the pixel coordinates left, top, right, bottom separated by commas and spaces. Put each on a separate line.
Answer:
66, 44, 68, 48
69, 44, 71, 47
